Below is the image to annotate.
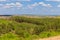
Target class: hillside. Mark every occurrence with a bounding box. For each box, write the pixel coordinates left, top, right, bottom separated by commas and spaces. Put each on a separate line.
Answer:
0, 16, 60, 40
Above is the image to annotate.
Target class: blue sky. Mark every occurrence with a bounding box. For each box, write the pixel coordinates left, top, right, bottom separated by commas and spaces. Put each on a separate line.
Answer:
0, 0, 60, 15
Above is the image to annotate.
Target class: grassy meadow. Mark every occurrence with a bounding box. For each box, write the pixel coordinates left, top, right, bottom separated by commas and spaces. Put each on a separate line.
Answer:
0, 16, 60, 40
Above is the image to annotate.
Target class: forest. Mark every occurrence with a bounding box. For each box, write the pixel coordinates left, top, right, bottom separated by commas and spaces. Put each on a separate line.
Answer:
0, 16, 60, 40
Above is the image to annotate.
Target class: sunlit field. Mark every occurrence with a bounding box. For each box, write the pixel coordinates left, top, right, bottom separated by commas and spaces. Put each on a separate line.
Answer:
0, 16, 60, 40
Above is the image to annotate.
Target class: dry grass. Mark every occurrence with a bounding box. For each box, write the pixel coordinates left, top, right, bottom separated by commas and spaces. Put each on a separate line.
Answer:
38, 36, 60, 40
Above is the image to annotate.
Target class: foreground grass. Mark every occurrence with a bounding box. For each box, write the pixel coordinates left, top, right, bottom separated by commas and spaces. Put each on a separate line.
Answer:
0, 33, 19, 40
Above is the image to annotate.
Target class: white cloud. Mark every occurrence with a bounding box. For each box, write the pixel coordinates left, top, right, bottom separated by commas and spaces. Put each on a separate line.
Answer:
28, 2, 52, 9
57, 5, 60, 7
27, 2, 38, 9
31, 3, 38, 7
3, 2, 23, 8
45, 0, 60, 2
0, 0, 6, 1
0, 0, 31, 2
17, 0, 31, 1
39, 2, 52, 7
16, 2, 23, 7
39, 2, 44, 4
3, 3, 15, 8
3, 5, 12, 8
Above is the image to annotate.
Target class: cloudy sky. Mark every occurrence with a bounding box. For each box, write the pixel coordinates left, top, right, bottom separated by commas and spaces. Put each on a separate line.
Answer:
0, 0, 60, 15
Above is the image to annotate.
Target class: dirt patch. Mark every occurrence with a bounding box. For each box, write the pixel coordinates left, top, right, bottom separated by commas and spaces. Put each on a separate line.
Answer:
38, 36, 60, 40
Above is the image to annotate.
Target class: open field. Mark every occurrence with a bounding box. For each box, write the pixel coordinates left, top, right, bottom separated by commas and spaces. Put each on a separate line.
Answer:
0, 16, 60, 40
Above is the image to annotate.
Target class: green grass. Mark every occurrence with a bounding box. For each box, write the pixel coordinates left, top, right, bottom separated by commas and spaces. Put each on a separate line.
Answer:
0, 16, 60, 40
0, 33, 20, 40
39, 31, 60, 38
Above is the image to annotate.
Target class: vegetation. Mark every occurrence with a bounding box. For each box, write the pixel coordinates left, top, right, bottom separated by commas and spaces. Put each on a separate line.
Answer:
0, 16, 60, 40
